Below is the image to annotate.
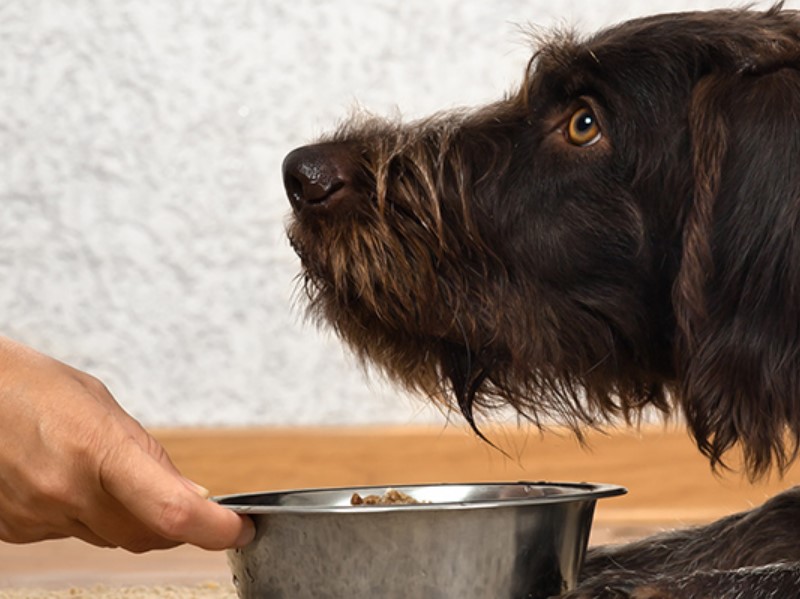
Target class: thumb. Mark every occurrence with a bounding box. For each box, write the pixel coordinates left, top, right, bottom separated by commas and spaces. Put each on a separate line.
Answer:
99, 436, 255, 549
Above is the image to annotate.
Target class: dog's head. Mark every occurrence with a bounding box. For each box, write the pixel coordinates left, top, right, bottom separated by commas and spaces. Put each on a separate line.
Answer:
284, 6, 800, 477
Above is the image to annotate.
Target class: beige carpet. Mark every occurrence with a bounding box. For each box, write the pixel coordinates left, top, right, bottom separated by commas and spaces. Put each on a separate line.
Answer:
0, 583, 236, 598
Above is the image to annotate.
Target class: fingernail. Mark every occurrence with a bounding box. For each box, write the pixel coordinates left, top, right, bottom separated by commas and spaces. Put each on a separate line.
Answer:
182, 478, 210, 499
235, 517, 256, 547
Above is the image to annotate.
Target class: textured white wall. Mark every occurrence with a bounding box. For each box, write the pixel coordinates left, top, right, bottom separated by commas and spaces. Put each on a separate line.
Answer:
0, 0, 791, 427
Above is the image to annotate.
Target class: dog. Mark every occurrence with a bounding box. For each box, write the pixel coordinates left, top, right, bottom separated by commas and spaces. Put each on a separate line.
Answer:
283, 5, 800, 598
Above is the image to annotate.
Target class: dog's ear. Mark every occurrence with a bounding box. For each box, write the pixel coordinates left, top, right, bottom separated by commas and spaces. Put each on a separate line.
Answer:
674, 63, 800, 478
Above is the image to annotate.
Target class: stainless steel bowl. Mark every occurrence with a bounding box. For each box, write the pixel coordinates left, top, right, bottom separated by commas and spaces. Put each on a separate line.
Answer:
217, 481, 625, 599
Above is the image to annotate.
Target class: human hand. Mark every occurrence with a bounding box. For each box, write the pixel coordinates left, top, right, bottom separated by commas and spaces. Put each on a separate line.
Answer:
0, 336, 254, 552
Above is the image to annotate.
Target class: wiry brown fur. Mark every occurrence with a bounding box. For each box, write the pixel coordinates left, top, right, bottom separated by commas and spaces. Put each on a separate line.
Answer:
288, 80, 670, 437
284, 5, 800, 598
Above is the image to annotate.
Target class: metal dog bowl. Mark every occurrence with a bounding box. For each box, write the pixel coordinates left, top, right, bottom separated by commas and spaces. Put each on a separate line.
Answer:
217, 481, 625, 599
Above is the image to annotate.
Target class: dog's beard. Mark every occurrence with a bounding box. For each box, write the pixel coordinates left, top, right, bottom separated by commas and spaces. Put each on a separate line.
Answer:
286, 122, 672, 439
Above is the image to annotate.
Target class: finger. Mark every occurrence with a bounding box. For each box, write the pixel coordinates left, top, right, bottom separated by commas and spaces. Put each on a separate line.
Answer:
97, 437, 254, 550
100, 422, 211, 501
76, 377, 186, 479
126, 424, 185, 478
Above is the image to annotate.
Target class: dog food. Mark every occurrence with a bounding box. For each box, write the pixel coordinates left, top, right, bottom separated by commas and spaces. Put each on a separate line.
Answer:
350, 488, 424, 505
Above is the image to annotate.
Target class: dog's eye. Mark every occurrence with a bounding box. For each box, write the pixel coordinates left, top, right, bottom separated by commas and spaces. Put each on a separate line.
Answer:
566, 107, 602, 147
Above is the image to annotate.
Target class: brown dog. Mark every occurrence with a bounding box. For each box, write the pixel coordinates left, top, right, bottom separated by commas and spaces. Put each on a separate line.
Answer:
283, 5, 800, 598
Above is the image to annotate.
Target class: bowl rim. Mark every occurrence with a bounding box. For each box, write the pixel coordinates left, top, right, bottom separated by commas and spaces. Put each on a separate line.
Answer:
214, 481, 627, 514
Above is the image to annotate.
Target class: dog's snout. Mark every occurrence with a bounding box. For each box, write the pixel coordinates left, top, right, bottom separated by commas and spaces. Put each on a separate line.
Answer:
282, 144, 353, 212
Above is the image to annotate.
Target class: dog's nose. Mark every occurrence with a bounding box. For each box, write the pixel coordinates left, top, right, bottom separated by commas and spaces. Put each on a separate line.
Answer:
282, 144, 352, 212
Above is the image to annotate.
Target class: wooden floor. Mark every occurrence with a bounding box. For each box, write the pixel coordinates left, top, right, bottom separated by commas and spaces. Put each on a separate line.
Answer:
2, 424, 799, 592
